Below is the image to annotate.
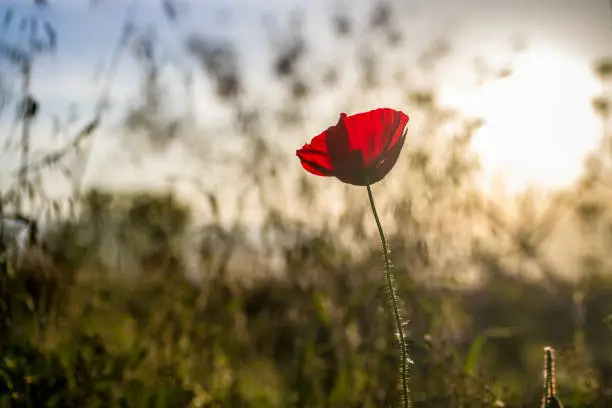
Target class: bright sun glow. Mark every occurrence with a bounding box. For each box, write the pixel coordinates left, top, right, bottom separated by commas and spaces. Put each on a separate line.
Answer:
441, 47, 603, 196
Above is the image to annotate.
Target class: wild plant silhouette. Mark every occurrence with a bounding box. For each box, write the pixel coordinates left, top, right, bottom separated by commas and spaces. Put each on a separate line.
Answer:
0, 1, 611, 407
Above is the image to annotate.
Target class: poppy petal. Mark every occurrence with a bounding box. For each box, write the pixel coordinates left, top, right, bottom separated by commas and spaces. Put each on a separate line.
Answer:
369, 126, 407, 184
296, 131, 334, 176
341, 108, 409, 166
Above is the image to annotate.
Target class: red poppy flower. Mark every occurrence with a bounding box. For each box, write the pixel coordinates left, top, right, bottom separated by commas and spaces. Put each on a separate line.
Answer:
296, 108, 409, 186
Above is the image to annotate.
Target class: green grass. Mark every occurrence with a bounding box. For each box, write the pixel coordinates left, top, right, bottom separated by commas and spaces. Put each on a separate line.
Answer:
1, 191, 612, 407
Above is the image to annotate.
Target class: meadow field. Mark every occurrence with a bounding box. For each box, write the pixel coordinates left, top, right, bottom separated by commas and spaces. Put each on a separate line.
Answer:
2, 1, 612, 407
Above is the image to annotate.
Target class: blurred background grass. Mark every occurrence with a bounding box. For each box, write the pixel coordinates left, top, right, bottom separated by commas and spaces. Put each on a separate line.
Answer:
1, 0, 612, 407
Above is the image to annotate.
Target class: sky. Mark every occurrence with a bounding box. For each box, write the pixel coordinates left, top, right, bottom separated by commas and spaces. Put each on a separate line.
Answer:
1, 0, 612, 213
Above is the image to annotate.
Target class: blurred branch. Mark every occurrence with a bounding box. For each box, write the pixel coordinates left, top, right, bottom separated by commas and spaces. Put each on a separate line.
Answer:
0, 2, 137, 208
15, 60, 32, 212
1, 118, 99, 206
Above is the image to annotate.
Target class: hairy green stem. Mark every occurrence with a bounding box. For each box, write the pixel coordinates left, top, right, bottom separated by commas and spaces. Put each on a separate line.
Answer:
366, 183, 410, 408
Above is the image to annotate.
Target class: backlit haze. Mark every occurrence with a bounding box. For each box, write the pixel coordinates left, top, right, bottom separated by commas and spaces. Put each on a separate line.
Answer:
1, 0, 611, 215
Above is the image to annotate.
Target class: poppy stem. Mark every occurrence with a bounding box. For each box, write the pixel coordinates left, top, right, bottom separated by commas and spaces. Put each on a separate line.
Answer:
366, 183, 410, 408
